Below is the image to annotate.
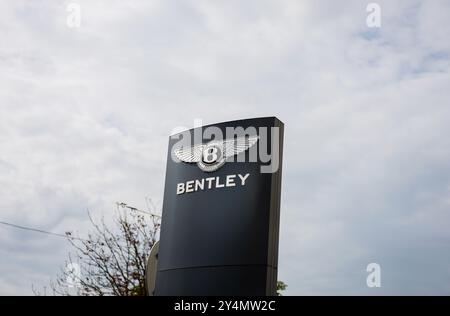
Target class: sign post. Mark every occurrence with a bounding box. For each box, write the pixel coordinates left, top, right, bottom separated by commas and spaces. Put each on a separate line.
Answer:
155, 117, 284, 296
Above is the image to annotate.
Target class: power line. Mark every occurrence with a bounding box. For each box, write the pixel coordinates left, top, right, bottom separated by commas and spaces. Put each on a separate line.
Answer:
116, 202, 161, 218
1, 203, 161, 242
0, 220, 86, 241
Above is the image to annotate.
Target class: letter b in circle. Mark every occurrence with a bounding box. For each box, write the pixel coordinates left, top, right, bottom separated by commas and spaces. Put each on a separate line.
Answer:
203, 145, 220, 164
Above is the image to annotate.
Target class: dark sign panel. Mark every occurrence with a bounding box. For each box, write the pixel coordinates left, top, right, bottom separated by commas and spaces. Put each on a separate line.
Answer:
155, 117, 284, 296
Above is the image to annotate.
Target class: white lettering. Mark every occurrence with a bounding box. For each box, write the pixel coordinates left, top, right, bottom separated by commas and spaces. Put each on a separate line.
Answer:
238, 173, 250, 185
215, 176, 225, 188
174, 300, 208, 313
366, 263, 381, 288
195, 179, 204, 191
66, 3, 81, 28
205, 177, 215, 189
177, 183, 185, 195
176, 173, 251, 195
226, 174, 236, 187
366, 3, 382, 28
185, 180, 194, 193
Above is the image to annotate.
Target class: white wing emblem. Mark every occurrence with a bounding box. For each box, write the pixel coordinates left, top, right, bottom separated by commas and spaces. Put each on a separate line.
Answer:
174, 136, 259, 172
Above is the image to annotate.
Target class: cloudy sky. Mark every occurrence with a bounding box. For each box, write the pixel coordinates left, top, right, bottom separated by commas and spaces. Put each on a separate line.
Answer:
1, 0, 450, 295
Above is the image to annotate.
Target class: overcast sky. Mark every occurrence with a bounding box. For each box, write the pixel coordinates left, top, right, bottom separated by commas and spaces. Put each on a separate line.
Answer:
1, 0, 449, 295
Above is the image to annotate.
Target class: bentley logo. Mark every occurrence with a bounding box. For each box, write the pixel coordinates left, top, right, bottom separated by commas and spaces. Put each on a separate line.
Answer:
174, 136, 259, 172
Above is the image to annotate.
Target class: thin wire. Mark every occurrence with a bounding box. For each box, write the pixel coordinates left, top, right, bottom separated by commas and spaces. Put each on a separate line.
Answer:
116, 202, 161, 218
0, 220, 87, 241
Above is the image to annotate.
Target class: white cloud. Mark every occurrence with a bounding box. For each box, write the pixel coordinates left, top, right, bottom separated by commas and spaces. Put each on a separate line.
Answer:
0, 0, 449, 295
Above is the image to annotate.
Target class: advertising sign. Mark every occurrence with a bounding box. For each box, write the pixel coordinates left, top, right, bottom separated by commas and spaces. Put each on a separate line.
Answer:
155, 117, 284, 296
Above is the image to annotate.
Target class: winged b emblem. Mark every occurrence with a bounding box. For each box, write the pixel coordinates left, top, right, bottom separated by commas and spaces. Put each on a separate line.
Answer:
174, 136, 259, 172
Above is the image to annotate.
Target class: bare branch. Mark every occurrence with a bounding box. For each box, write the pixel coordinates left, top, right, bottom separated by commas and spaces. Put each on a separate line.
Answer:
40, 202, 161, 296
